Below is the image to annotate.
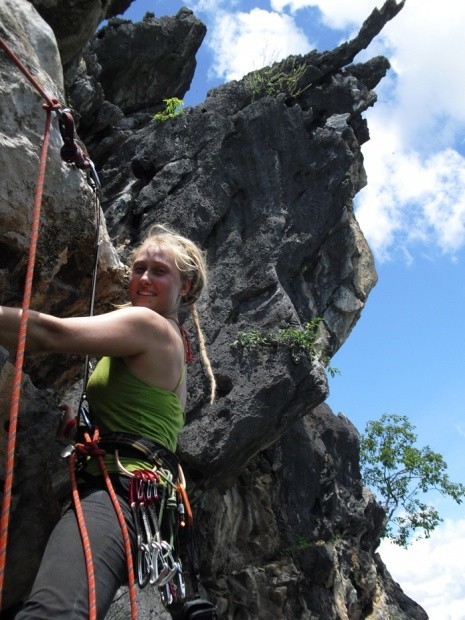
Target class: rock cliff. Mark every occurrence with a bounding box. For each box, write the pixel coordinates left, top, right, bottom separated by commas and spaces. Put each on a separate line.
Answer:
0, 0, 428, 617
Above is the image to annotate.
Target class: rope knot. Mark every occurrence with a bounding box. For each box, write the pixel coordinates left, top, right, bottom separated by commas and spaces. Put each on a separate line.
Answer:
75, 428, 106, 459
42, 97, 61, 112
75, 441, 106, 459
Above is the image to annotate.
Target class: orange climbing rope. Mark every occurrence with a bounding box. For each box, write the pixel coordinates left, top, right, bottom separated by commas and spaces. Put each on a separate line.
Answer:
0, 93, 59, 610
0, 36, 62, 611
71, 430, 138, 620
0, 35, 138, 619
0, 36, 59, 110
68, 451, 98, 620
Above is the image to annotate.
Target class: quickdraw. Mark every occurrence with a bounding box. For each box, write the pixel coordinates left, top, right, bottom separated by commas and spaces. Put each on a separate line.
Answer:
128, 468, 186, 605
57, 107, 101, 191
110, 442, 216, 615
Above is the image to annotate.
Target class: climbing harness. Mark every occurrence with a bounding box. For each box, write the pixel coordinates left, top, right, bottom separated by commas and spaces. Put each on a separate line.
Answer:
71, 430, 217, 617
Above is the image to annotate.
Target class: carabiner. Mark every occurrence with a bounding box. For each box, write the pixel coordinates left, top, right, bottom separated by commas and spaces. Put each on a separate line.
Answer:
137, 542, 152, 589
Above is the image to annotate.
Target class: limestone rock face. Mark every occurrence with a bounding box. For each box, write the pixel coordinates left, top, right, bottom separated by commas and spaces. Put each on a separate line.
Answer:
0, 0, 427, 618
0, 0, 124, 608
85, 10, 206, 115
30, 0, 134, 75
0, 347, 61, 609
190, 404, 427, 619
86, 7, 389, 482
0, 0, 125, 392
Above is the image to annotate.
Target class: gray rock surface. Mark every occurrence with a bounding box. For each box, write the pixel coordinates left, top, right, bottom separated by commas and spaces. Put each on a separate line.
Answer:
0, 0, 427, 618
30, 0, 134, 78
0, 347, 61, 610
86, 10, 206, 115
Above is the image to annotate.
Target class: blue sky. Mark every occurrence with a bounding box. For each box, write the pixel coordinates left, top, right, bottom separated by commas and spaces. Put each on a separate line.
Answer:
121, 2, 465, 617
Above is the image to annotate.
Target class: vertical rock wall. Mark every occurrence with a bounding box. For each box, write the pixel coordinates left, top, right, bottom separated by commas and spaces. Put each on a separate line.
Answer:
0, 1, 427, 617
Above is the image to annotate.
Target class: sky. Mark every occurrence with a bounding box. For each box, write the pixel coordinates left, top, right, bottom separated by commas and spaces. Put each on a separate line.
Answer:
121, 1, 465, 617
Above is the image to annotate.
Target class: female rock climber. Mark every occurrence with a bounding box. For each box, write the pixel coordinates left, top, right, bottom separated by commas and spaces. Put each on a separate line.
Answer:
0, 224, 215, 619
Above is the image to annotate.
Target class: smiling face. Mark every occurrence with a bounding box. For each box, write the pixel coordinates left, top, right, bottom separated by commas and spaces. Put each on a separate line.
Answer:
128, 245, 191, 317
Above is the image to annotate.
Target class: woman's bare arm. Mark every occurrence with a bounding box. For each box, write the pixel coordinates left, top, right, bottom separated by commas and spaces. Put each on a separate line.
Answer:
0, 305, 167, 358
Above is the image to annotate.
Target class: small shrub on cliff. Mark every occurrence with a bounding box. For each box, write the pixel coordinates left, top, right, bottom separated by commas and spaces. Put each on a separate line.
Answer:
153, 97, 184, 122
244, 58, 310, 101
234, 318, 340, 376
283, 535, 313, 556
360, 413, 465, 547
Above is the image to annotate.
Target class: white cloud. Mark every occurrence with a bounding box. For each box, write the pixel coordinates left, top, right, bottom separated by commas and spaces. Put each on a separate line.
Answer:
456, 425, 465, 439
270, 0, 387, 29
206, 8, 312, 81
190, 0, 237, 11
350, 0, 465, 260
379, 519, 465, 619
374, 0, 465, 145
356, 129, 465, 260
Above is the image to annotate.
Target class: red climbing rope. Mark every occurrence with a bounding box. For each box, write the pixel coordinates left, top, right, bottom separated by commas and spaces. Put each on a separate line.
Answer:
71, 430, 138, 620
0, 34, 61, 612
0, 97, 59, 608
99, 458, 138, 619
69, 451, 98, 620
0, 36, 58, 110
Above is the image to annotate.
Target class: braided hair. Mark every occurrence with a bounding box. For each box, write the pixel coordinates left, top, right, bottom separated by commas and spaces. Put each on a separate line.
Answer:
130, 225, 216, 403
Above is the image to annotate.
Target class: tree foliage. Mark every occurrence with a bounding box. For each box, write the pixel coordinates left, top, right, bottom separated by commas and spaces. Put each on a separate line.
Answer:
360, 413, 465, 547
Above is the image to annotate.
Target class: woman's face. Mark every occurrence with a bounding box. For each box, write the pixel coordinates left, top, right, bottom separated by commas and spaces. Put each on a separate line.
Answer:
129, 245, 190, 316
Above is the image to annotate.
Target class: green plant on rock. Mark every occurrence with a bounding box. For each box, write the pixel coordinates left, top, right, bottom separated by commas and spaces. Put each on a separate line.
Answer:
234, 318, 339, 376
244, 58, 310, 101
324, 358, 341, 378
283, 535, 313, 556
153, 97, 184, 122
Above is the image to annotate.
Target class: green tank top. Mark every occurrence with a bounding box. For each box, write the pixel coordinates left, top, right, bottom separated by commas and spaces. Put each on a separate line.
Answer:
85, 356, 185, 474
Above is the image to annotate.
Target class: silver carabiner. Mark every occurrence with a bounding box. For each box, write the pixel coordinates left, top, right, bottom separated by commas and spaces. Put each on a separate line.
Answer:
149, 540, 163, 585
136, 478, 146, 503
152, 541, 178, 587
137, 542, 152, 589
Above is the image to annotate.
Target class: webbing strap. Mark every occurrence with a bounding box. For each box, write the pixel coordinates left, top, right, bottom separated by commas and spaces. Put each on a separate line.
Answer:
99, 432, 180, 474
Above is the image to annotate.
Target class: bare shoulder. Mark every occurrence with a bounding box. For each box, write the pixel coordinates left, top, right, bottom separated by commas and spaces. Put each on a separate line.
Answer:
113, 306, 167, 331
121, 310, 184, 388
114, 306, 178, 347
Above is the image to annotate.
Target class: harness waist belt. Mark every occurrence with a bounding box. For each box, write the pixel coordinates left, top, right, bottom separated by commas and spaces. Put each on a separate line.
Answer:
99, 432, 180, 475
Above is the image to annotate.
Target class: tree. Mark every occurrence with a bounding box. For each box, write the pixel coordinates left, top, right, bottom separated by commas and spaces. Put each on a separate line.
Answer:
360, 413, 465, 547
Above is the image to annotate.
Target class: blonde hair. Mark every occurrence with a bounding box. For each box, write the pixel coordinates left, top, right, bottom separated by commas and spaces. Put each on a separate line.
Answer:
131, 224, 216, 403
